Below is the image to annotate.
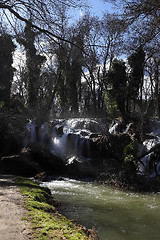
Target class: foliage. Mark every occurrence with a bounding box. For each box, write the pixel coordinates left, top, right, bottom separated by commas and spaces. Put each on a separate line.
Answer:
128, 46, 145, 102
18, 22, 46, 110
0, 101, 4, 108
38, 70, 57, 116
0, 33, 15, 106
54, 32, 84, 116
68, 33, 84, 114
55, 42, 70, 113
106, 59, 129, 120
123, 138, 138, 163
16, 177, 97, 240
0, 109, 27, 157
105, 47, 146, 121
104, 88, 118, 117
103, 0, 160, 120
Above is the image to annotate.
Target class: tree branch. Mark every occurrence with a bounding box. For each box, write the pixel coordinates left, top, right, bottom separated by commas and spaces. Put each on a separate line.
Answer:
0, 3, 83, 50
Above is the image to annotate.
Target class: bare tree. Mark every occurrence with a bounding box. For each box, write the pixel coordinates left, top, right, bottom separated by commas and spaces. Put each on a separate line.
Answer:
0, 0, 87, 44
103, 0, 160, 43
80, 13, 125, 116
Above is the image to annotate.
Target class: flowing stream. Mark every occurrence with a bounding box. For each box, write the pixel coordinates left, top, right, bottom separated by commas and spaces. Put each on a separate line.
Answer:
41, 178, 160, 240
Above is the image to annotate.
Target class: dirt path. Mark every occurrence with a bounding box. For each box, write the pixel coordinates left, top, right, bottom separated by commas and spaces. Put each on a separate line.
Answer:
0, 175, 32, 240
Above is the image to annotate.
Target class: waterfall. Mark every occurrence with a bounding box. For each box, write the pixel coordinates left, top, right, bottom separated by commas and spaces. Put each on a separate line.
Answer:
38, 122, 49, 145
50, 131, 68, 159
24, 120, 37, 146
24, 118, 160, 177
108, 119, 160, 178
138, 119, 160, 177
25, 118, 106, 163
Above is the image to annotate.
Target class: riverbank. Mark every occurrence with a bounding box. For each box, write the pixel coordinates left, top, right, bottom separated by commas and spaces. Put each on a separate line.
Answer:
16, 175, 98, 239
0, 174, 98, 240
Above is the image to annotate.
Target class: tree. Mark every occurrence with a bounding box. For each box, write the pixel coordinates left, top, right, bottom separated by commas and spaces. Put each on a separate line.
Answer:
0, 1, 86, 45
128, 46, 145, 102
103, 0, 160, 122
55, 43, 70, 115
68, 31, 84, 114
80, 13, 125, 117
78, 14, 105, 116
103, 0, 160, 45
100, 13, 126, 115
0, 0, 88, 113
18, 22, 46, 109
106, 59, 129, 120
0, 33, 15, 106
38, 70, 58, 116
54, 31, 84, 116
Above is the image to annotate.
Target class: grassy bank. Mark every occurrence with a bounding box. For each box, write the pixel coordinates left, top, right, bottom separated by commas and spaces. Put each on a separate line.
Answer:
16, 177, 97, 240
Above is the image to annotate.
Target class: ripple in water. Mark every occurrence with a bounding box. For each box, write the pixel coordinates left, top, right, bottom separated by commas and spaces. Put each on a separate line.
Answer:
41, 178, 160, 240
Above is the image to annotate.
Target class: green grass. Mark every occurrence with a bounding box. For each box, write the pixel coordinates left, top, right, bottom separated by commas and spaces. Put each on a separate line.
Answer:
16, 177, 97, 240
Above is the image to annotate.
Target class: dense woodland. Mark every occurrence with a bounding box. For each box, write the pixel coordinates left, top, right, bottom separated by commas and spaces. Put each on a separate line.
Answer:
0, 0, 159, 121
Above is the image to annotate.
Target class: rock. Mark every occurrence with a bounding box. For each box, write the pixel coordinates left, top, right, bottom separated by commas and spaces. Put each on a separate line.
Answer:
89, 133, 101, 139
0, 111, 28, 158
108, 133, 131, 161
34, 172, 48, 181
0, 154, 40, 177
66, 156, 98, 178
22, 143, 66, 175
0, 143, 66, 177
54, 124, 64, 136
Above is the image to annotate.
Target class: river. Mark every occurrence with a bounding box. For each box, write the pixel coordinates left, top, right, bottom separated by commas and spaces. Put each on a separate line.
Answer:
41, 178, 160, 240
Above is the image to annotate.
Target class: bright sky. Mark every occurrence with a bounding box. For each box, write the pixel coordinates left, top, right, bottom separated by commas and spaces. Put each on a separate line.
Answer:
88, 0, 114, 16
74, 0, 114, 21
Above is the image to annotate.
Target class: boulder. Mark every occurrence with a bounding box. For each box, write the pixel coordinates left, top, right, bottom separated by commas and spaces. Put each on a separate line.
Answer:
66, 156, 98, 178
0, 154, 40, 177
22, 142, 66, 175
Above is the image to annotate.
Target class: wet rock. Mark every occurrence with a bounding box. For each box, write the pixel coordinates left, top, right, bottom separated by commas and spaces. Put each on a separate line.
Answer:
22, 142, 66, 175
34, 172, 48, 181
64, 133, 75, 156
54, 124, 64, 137
89, 133, 101, 139
66, 156, 98, 178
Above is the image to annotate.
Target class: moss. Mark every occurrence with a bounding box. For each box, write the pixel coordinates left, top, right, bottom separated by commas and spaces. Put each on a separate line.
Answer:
123, 138, 138, 163
16, 177, 96, 240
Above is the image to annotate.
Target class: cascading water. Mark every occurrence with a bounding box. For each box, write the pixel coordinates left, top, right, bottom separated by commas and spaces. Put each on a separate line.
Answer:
108, 119, 160, 178
138, 119, 160, 177
25, 118, 106, 163
138, 139, 160, 177
24, 120, 37, 146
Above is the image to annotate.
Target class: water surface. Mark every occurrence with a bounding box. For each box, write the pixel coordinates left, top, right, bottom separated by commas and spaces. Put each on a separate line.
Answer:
41, 178, 160, 240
